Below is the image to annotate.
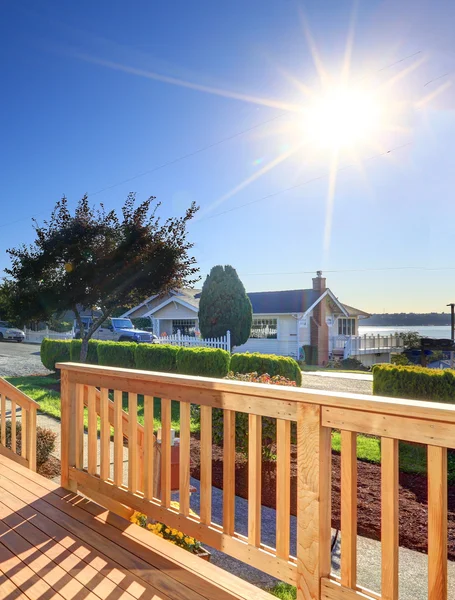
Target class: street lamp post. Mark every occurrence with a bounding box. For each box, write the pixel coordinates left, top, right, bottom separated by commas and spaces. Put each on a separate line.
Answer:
447, 303, 455, 368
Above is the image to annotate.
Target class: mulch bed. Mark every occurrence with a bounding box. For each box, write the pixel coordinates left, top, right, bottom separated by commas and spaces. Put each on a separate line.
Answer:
189, 437, 455, 559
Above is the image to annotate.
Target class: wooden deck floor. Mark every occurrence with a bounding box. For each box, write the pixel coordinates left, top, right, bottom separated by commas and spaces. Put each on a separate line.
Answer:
0, 456, 273, 600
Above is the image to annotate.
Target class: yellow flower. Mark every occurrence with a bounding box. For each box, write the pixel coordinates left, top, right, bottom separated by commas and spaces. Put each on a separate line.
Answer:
147, 523, 153, 530
184, 537, 192, 545
178, 532, 184, 539
165, 528, 170, 534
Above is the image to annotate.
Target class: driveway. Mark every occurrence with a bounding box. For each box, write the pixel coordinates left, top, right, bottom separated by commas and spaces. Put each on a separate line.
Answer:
0, 342, 49, 377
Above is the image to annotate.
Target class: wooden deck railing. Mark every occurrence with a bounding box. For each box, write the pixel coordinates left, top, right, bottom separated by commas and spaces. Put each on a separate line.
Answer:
58, 362, 454, 600
0, 377, 38, 470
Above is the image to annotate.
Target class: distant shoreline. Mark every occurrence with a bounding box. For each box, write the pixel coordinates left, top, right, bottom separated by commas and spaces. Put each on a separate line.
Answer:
361, 314, 451, 327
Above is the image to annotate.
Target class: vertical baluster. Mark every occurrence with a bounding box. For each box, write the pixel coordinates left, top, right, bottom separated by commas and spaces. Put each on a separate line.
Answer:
26, 406, 36, 471
128, 393, 138, 493
381, 437, 399, 600
276, 419, 291, 559
341, 430, 357, 589
160, 398, 172, 508
200, 405, 212, 525
88, 386, 97, 475
428, 445, 448, 600
223, 409, 236, 535
179, 402, 191, 516
248, 414, 262, 547
0, 394, 5, 446
75, 385, 84, 469
113, 390, 123, 486
100, 388, 110, 481
10, 401, 16, 453
143, 395, 154, 499
21, 409, 27, 460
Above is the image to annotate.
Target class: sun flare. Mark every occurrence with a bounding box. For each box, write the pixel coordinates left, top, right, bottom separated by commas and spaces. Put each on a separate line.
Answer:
301, 85, 383, 150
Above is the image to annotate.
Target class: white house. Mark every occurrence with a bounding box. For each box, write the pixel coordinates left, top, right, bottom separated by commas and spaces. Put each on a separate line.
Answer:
122, 272, 395, 365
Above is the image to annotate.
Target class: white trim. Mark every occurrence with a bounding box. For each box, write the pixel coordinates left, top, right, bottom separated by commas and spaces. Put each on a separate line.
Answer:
121, 295, 158, 317
143, 296, 199, 317
302, 289, 349, 318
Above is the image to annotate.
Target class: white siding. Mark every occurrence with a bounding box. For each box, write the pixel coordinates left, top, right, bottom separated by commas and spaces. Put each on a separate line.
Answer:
153, 303, 198, 319
234, 315, 299, 357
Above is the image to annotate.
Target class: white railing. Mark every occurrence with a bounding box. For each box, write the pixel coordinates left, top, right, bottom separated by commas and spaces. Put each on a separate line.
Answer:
155, 329, 230, 351
24, 326, 74, 344
330, 334, 405, 358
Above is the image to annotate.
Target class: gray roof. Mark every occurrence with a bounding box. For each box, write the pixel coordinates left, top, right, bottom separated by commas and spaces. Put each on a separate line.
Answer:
246, 289, 321, 314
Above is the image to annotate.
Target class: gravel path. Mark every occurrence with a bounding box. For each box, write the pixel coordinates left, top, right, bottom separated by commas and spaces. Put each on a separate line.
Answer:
301, 372, 372, 394
0, 342, 49, 377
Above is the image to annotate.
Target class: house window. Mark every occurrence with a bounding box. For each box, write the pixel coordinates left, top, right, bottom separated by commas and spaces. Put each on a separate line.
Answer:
338, 318, 356, 336
250, 318, 278, 339
172, 319, 197, 336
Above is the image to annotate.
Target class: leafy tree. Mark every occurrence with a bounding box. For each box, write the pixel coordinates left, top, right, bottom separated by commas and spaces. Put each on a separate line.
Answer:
0, 279, 22, 326
198, 265, 252, 350
399, 331, 421, 349
6, 194, 198, 361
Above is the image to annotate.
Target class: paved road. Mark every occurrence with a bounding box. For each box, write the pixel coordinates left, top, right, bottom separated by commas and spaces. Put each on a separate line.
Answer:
0, 341, 49, 377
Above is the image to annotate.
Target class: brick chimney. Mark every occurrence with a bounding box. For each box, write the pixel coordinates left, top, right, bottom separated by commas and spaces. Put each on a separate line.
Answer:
310, 271, 329, 365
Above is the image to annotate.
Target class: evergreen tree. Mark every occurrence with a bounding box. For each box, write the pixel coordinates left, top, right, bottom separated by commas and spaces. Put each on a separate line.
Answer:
198, 265, 252, 350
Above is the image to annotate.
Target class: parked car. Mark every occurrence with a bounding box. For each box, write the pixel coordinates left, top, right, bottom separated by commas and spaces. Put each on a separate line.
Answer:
74, 317, 157, 343
0, 321, 25, 342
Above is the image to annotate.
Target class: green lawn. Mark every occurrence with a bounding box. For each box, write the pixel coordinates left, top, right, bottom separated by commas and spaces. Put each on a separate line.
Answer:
268, 583, 296, 599
7, 374, 454, 481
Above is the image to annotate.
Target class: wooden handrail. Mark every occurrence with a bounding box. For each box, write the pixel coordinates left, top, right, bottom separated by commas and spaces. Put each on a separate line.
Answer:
0, 378, 38, 471
59, 362, 452, 600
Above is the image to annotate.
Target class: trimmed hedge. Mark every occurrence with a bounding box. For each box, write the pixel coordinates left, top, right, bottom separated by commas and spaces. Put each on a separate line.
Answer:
373, 364, 455, 403
135, 343, 179, 373
303, 345, 318, 366
70, 339, 99, 364
41, 339, 71, 371
176, 347, 230, 378
96, 341, 137, 369
230, 352, 302, 386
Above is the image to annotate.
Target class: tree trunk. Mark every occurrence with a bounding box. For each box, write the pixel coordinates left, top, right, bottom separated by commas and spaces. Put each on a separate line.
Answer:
80, 337, 89, 363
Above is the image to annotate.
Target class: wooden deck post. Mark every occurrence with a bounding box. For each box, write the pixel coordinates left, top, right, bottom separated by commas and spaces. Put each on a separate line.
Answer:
296, 404, 331, 600
61, 368, 77, 492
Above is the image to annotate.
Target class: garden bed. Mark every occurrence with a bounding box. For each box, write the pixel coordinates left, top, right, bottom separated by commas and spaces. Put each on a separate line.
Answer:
189, 437, 455, 560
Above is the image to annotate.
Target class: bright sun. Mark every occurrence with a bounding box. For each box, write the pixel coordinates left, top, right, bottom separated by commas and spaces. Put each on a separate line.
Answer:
302, 85, 383, 150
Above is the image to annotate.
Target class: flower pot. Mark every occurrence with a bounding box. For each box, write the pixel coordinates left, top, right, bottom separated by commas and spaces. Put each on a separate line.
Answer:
194, 546, 211, 562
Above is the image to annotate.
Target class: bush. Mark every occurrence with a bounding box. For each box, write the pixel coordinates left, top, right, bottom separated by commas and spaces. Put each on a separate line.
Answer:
230, 352, 302, 385
132, 317, 152, 331
302, 345, 318, 366
339, 357, 369, 371
70, 339, 99, 364
5, 421, 57, 467
135, 343, 179, 373
96, 341, 137, 369
176, 347, 230, 378
373, 364, 455, 403
41, 339, 71, 371
391, 353, 411, 366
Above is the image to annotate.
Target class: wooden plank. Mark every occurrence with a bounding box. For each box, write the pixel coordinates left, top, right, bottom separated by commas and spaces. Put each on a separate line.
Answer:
0, 571, 29, 600
276, 419, 291, 559
296, 404, 331, 600
99, 387, 110, 480
323, 406, 455, 449
223, 409, 236, 535
428, 445, 448, 600
143, 395, 154, 500
321, 578, 379, 599
248, 414, 262, 546
179, 402, 191, 516
1, 394, 5, 446
10, 401, 16, 454
25, 407, 36, 471
20, 410, 27, 460
160, 398, 171, 508
113, 389, 123, 487
381, 437, 399, 600
341, 431, 357, 589
0, 444, 28, 468
75, 384, 84, 469
59, 361, 455, 425
60, 370, 76, 491
128, 393, 138, 493
0, 377, 39, 410
199, 405, 212, 525
87, 386, 97, 476
67, 467, 297, 586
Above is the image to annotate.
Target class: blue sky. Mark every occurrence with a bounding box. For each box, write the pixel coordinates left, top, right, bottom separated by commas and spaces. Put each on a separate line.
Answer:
2, 0, 455, 312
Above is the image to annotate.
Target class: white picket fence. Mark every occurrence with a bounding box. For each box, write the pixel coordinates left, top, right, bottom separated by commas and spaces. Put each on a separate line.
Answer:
24, 326, 74, 344
155, 330, 231, 351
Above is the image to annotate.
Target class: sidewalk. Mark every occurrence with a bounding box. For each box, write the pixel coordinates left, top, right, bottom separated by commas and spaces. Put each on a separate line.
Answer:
302, 370, 373, 381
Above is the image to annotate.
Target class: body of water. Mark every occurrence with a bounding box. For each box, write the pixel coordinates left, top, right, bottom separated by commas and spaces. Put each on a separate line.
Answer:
358, 325, 452, 338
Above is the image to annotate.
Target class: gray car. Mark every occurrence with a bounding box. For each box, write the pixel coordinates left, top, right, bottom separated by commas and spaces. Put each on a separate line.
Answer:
0, 321, 25, 342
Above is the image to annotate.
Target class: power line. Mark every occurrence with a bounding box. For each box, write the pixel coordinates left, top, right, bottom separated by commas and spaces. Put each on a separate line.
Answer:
195, 142, 412, 222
